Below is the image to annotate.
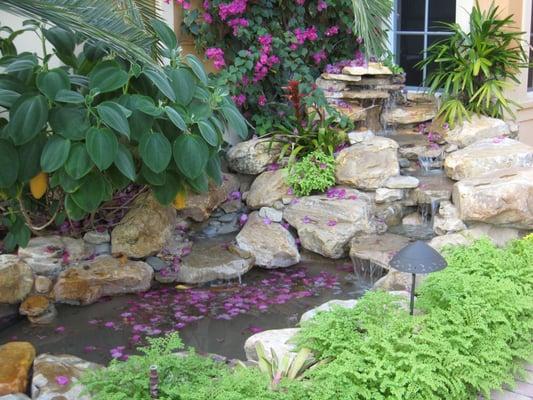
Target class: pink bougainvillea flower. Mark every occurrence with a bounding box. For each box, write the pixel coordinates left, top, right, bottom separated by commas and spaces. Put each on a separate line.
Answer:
54, 326, 65, 334
317, 0, 327, 11
203, 12, 213, 24
302, 216, 314, 224
327, 220, 337, 227
55, 376, 69, 386
325, 25, 339, 37
205, 47, 225, 70
228, 190, 242, 200
239, 213, 249, 226
263, 217, 272, 225
218, 0, 247, 20
84, 345, 97, 353
492, 135, 505, 144
104, 321, 116, 329
258, 95, 267, 106
266, 163, 280, 171
232, 93, 247, 107
110, 346, 126, 359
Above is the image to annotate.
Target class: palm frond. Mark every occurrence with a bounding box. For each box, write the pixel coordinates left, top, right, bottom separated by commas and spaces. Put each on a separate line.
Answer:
351, 0, 393, 58
0, 0, 162, 68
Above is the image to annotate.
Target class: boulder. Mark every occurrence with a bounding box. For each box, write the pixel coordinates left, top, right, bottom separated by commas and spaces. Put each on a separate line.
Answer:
350, 233, 411, 269
0, 342, 35, 395
432, 201, 466, 236
176, 237, 254, 284
0, 256, 33, 304
373, 270, 427, 292
283, 189, 376, 258
53, 256, 153, 305
244, 328, 299, 362
180, 174, 240, 221
375, 188, 403, 203
111, 193, 176, 258
258, 207, 283, 223
320, 73, 362, 82
329, 102, 366, 122
402, 212, 424, 226
385, 175, 419, 189
342, 62, 393, 76
82, 230, 110, 245
236, 212, 300, 268
348, 129, 375, 144
246, 169, 293, 209
442, 116, 510, 148
226, 138, 280, 175
335, 137, 399, 190
444, 138, 533, 180
382, 102, 437, 125
18, 236, 90, 277
300, 299, 358, 323
34, 276, 52, 294
31, 354, 103, 400
19, 295, 49, 317
411, 173, 454, 204
452, 168, 533, 229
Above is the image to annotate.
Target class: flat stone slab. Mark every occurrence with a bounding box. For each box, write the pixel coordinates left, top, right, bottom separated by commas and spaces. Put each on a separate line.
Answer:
177, 236, 254, 284
382, 102, 437, 125
321, 73, 362, 82
300, 299, 358, 323
342, 62, 393, 76
350, 233, 411, 269
244, 328, 299, 362
442, 115, 510, 148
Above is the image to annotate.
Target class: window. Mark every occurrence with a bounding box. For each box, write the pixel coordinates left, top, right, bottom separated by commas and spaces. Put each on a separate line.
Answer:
528, 3, 533, 91
393, 0, 456, 87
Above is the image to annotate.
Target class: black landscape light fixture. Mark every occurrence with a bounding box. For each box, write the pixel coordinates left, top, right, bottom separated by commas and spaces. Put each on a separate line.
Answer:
389, 241, 447, 315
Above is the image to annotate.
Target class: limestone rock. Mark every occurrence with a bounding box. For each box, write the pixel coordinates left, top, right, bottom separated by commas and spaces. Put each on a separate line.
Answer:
177, 237, 254, 284
18, 236, 90, 277
382, 102, 437, 125
373, 270, 427, 292
300, 299, 358, 323
350, 233, 411, 269
385, 175, 419, 189
0, 342, 35, 395
226, 138, 280, 175
444, 138, 533, 180
32, 354, 103, 400
402, 212, 424, 226
0, 256, 33, 304
246, 169, 293, 209
411, 173, 454, 204
82, 230, 110, 245
258, 207, 283, 223
324, 90, 390, 100
53, 256, 153, 305
34, 276, 52, 294
432, 201, 466, 235
19, 295, 49, 317
244, 328, 299, 362
335, 137, 399, 190
111, 193, 176, 258
0, 394, 30, 399
236, 212, 300, 268
180, 174, 240, 222
375, 188, 403, 203
348, 129, 374, 144
342, 62, 393, 76
315, 77, 347, 92
452, 168, 533, 229
320, 73, 362, 82
283, 189, 375, 258
442, 116, 510, 148
328, 102, 366, 122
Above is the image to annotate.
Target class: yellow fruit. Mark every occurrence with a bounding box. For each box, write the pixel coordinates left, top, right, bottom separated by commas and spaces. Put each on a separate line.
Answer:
173, 191, 187, 209
29, 172, 48, 200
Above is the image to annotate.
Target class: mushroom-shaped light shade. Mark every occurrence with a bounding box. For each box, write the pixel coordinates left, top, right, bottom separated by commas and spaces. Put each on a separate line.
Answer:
389, 241, 447, 274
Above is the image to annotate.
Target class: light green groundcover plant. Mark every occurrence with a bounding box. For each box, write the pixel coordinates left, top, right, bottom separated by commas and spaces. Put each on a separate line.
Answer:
81, 236, 533, 400
286, 150, 336, 197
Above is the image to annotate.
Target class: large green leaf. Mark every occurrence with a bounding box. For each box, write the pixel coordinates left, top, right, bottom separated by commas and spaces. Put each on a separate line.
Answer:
8, 94, 48, 145
187, 172, 208, 193
89, 60, 129, 94
173, 134, 209, 179
64, 194, 87, 220
86, 127, 118, 170
71, 172, 105, 213
18, 134, 46, 182
40, 136, 71, 173
143, 68, 176, 101
205, 152, 223, 186
167, 68, 195, 105
221, 105, 248, 139
49, 107, 89, 140
36, 68, 70, 100
185, 54, 208, 84
152, 172, 181, 205
129, 94, 161, 116
114, 144, 136, 181
197, 120, 218, 147
0, 88, 20, 107
151, 19, 177, 51
139, 132, 171, 173
165, 106, 187, 131
96, 101, 131, 137
65, 143, 93, 179
0, 139, 19, 187
55, 89, 84, 104
141, 164, 166, 186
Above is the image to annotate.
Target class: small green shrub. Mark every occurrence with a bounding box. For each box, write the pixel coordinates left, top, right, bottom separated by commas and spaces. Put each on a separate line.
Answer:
417, 1, 529, 127
286, 151, 336, 196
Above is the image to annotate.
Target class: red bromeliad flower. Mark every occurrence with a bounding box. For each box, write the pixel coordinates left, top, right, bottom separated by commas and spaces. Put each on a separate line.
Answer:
283, 80, 305, 125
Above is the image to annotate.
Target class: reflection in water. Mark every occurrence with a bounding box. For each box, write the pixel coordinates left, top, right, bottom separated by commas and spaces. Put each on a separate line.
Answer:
0, 256, 384, 364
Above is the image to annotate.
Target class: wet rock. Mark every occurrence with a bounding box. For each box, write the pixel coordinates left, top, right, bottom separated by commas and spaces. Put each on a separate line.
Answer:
385, 175, 419, 189
374, 202, 405, 227
177, 237, 254, 284
300, 299, 359, 323
328, 102, 366, 122
18, 236, 90, 277
350, 233, 411, 269
27, 305, 57, 325
145, 256, 169, 272
34, 276, 52, 294
92, 243, 111, 256
226, 138, 280, 175
0, 256, 33, 305
348, 129, 374, 144
442, 115, 510, 148
82, 230, 110, 245
246, 169, 293, 209
0, 342, 35, 395
382, 102, 437, 125
315, 77, 347, 92
236, 212, 300, 268
111, 193, 176, 258
180, 174, 240, 222
432, 201, 466, 235
325, 89, 390, 100
375, 188, 403, 203
342, 62, 393, 76
0, 394, 30, 399
244, 328, 299, 362
402, 212, 424, 226
32, 354, 103, 400
258, 207, 283, 223
411, 173, 454, 204
444, 138, 533, 180
335, 137, 399, 190
373, 270, 427, 292
19, 295, 49, 317
320, 73, 362, 82
452, 168, 533, 229
53, 256, 153, 305
283, 189, 375, 258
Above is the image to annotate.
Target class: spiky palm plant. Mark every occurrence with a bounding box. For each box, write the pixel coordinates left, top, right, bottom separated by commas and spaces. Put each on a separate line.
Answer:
351, 0, 393, 58
0, 0, 162, 67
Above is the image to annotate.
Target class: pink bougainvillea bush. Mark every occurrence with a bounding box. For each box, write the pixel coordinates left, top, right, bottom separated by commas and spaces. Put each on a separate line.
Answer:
180, 0, 363, 134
